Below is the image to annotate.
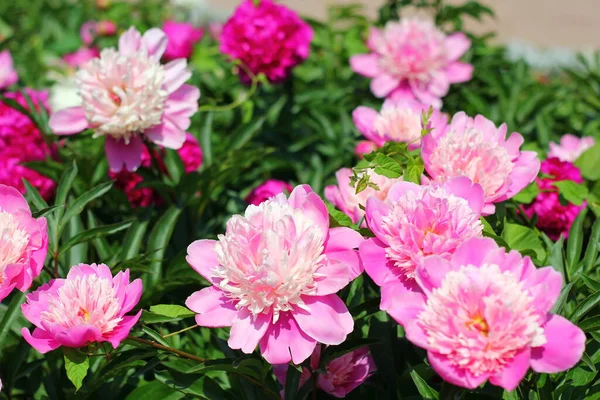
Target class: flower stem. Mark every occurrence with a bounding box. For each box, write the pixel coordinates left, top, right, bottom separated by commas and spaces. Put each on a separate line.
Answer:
162, 324, 199, 339
127, 335, 205, 363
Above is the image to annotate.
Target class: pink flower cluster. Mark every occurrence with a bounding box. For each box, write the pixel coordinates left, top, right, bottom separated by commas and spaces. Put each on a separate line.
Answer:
548, 134, 594, 162
0, 50, 18, 89
245, 179, 293, 206
220, 0, 313, 83
163, 21, 204, 61
0, 90, 56, 200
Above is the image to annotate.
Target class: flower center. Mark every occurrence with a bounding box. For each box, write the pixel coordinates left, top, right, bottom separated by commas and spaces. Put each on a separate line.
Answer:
212, 197, 327, 322
0, 211, 30, 280
77, 48, 167, 142
418, 264, 545, 376
373, 107, 422, 144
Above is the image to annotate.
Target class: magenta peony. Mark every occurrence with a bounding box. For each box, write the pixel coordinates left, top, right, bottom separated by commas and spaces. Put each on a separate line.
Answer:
523, 158, 586, 240
49, 26, 200, 172
397, 237, 585, 390
21, 263, 142, 353
350, 18, 472, 108
63, 47, 100, 68
0, 50, 18, 89
548, 134, 594, 162
162, 21, 204, 60
219, 0, 313, 83
245, 179, 293, 206
186, 185, 362, 364
421, 112, 540, 215
0, 185, 48, 302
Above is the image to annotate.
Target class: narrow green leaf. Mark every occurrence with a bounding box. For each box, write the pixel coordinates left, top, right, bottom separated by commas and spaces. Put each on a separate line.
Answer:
32, 204, 63, 219
59, 220, 133, 255
120, 219, 149, 261
568, 290, 600, 323
149, 304, 195, 319
86, 211, 111, 260
581, 275, 600, 291
580, 353, 597, 372
0, 292, 25, 344
22, 179, 49, 211
125, 381, 183, 400
284, 364, 302, 400
60, 181, 113, 231
62, 214, 88, 267
231, 117, 265, 150
164, 149, 185, 184
199, 112, 213, 166
63, 348, 89, 391
579, 315, 600, 332
551, 281, 574, 315
582, 218, 600, 274
567, 209, 587, 278
410, 369, 439, 399
55, 161, 78, 212
144, 206, 182, 288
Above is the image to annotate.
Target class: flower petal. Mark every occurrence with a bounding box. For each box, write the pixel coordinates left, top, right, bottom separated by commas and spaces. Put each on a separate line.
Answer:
55, 325, 103, 348
293, 294, 353, 345
450, 237, 501, 267
163, 59, 192, 94
119, 27, 142, 56
445, 33, 471, 61
428, 351, 489, 390
142, 28, 168, 60
443, 176, 484, 214
530, 315, 586, 373
489, 348, 531, 391
370, 74, 400, 98
228, 309, 270, 354
144, 120, 187, 149
49, 107, 89, 135
352, 106, 378, 140
186, 287, 237, 327
105, 136, 144, 172
21, 328, 60, 354
186, 239, 218, 282
445, 62, 473, 84
105, 311, 142, 348
416, 255, 457, 294
259, 312, 317, 365
360, 237, 395, 286
315, 259, 350, 295
349, 54, 379, 78
381, 279, 426, 326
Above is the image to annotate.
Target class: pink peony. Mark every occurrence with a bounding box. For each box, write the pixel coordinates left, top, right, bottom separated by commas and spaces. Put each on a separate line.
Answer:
186, 185, 361, 364
49, 26, 200, 172
274, 345, 376, 398
548, 134, 595, 162
162, 21, 204, 60
350, 18, 472, 108
0, 50, 18, 89
81, 20, 117, 46
0, 90, 56, 200
523, 158, 586, 240
325, 168, 398, 224
63, 47, 100, 68
353, 98, 447, 150
0, 185, 48, 302
220, 0, 313, 83
422, 112, 540, 215
396, 237, 585, 390
245, 179, 293, 206
360, 177, 484, 314
354, 140, 378, 159
21, 263, 142, 353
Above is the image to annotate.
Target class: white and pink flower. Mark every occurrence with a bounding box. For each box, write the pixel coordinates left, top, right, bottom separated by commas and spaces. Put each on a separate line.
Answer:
0, 50, 18, 90
49, 26, 200, 172
548, 134, 595, 162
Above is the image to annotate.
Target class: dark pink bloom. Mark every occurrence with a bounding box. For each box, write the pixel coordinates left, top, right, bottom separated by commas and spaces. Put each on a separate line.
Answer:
523, 158, 586, 240
245, 179, 293, 205
220, 0, 313, 83
63, 47, 100, 68
163, 21, 204, 60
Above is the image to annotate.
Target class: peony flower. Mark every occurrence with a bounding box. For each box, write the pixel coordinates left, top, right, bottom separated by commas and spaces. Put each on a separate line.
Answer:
186, 185, 361, 364
0, 50, 18, 89
21, 263, 142, 353
63, 47, 100, 68
81, 20, 117, 46
421, 112, 540, 215
360, 177, 484, 315
0, 90, 56, 199
325, 168, 398, 225
523, 158, 585, 240
245, 179, 293, 206
48, 77, 82, 113
354, 140, 377, 159
274, 345, 376, 398
397, 237, 585, 390
548, 134, 594, 162
353, 98, 447, 150
0, 185, 48, 302
350, 18, 472, 108
162, 21, 204, 60
220, 0, 313, 83
49, 26, 200, 172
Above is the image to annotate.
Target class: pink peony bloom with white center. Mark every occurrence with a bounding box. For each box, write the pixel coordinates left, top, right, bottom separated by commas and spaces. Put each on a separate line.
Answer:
350, 18, 473, 108
360, 177, 484, 314
548, 134, 595, 162
186, 185, 362, 364
49, 26, 200, 172
325, 168, 398, 225
21, 263, 142, 353
0, 185, 48, 302
0, 50, 18, 90
353, 98, 447, 150
422, 112, 540, 215
396, 237, 585, 390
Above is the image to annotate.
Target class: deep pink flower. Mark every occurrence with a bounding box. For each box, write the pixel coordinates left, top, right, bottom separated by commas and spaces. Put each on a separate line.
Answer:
21, 263, 142, 353
422, 112, 540, 215
49, 27, 200, 172
63, 47, 100, 68
523, 158, 585, 240
245, 179, 293, 206
353, 98, 447, 149
186, 185, 361, 364
396, 237, 585, 390
325, 168, 398, 224
354, 140, 377, 158
0, 185, 48, 302
220, 0, 313, 83
548, 134, 594, 162
0, 50, 18, 89
274, 345, 376, 398
350, 18, 472, 108
163, 21, 204, 60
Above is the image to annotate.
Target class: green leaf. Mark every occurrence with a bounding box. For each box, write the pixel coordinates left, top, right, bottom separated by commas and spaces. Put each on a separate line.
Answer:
582, 218, 600, 274
326, 201, 354, 228
144, 206, 182, 289
63, 348, 89, 391
22, 179, 49, 211
199, 112, 213, 167
59, 220, 133, 255
32, 204, 63, 219
553, 180, 589, 206
581, 275, 600, 291
59, 181, 113, 232
120, 219, 149, 261
0, 292, 25, 345
581, 352, 597, 372
480, 217, 495, 235
501, 222, 544, 260
149, 304, 195, 319
410, 369, 439, 399
404, 156, 424, 184
125, 381, 184, 400
575, 142, 600, 180
551, 281, 574, 315
284, 364, 302, 400
164, 149, 185, 184
513, 182, 539, 203
55, 161, 78, 212
372, 153, 403, 179
579, 315, 600, 332
568, 290, 600, 323
567, 209, 587, 278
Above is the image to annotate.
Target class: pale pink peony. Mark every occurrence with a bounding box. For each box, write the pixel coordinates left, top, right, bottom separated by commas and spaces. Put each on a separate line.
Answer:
63, 47, 100, 68
274, 345, 376, 398
354, 140, 378, 159
49, 26, 200, 172
0, 50, 18, 89
245, 179, 293, 206
523, 158, 585, 240
186, 185, 361, 364
21, 263, 142, 353
0, 185, 48, 302
325, 168, 398, 224
163, 21, 204, 60
360, 177, 484, 313
548, 134, 595, 162
395, 237, 585, 390
422, 112, 540, 215
350, 18, 472, 108
353, 98, 447, 150
220, 0, 313, 83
